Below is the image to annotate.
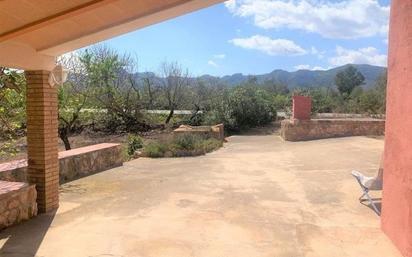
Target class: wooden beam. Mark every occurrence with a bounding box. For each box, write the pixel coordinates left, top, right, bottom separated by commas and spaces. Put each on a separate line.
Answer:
0, 0, 119, 42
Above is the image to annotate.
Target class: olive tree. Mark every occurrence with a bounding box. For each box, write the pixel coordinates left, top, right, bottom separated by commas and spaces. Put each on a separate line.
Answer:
80, 45, 150, 132
57, 53, 91, 150
158, 62, 190, 124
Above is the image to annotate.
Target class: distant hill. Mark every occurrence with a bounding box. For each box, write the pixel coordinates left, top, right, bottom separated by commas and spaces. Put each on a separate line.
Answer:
219, 64, 386, 89
136, 64, 387, 89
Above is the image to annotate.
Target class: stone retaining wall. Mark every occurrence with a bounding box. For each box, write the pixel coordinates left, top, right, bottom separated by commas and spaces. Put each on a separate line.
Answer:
0, 181, 37, 230
280, 119, 385, 141
314, 113, 385, 119
0, 143, 123, 183
174, 124, 225, 141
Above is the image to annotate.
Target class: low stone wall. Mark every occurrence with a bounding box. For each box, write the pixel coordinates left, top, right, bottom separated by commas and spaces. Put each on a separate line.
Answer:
59, 143, 123, 183
0, 181, 37, 230
174, 124, 225, 141
280, 118, 385, 141
0, 160, 28, 182
315, 113, 386, 119
0, 143, 123, 183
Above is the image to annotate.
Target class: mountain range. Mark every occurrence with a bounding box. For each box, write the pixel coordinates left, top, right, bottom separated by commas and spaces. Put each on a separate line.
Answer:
200, 64, 386, 89
136, 64, 387, 89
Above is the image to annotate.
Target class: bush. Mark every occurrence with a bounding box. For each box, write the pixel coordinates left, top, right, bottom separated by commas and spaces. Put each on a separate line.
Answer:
171, 134, 198, 151
0, 87, 26, 136
0, 136, 19, 159
203, 86, 277, 131
142, 134, 222, 158
127, 134, 143, 156
196, 138, 223, 153
228, 86, 276, 129
143, 141, 168, 158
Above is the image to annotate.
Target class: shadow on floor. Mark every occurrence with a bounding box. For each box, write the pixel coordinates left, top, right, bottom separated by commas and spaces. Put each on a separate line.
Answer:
0, 211, 55, 257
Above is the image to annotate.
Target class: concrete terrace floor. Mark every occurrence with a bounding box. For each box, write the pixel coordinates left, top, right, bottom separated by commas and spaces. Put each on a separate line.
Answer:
0, 135, 401, 257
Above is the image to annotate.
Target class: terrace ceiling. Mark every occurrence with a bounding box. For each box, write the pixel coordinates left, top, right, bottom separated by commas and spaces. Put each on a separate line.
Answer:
0, 0, 224, 70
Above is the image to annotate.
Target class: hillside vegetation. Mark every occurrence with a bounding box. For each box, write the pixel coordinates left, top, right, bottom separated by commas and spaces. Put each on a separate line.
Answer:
0, 45, 387, 159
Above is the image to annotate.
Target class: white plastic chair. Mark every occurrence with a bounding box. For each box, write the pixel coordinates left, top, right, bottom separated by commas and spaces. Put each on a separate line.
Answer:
351, 155, 384, 215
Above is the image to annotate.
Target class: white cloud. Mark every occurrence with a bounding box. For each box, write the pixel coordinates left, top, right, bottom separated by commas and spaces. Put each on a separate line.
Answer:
329, 46, 387, 66
207, 60, 219, 67
294, 64, 311, 70
213, 54, 226, 59
312, 66, 329, 71
294, 64, 329, 71
310, 46, 325, 59
225, 0, 389, 39
230, 35, 307, 56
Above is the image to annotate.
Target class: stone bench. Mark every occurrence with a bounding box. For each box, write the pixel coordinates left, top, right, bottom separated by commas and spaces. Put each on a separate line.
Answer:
281, 118, 385, 141
0, 181, 37, 230
0, 143, 123, 184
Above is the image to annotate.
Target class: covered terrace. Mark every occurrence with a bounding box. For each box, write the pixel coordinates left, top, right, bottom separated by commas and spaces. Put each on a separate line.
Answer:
0, 0, 412, 256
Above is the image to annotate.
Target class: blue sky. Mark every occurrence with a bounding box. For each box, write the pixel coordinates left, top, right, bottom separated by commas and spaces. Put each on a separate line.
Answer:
101, 0, 390, 76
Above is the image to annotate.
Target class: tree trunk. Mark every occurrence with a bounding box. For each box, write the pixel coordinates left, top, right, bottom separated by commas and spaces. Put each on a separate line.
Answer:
189, 105, 200, 121
165, 109, 174, 124
58, 127, 71, 150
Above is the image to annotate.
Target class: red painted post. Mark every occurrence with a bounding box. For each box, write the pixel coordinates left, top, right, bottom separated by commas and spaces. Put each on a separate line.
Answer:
292, 95, 312, 120
381, 1, 412, 256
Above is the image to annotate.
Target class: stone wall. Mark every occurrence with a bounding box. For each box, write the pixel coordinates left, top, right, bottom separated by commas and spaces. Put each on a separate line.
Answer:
0, 143, 123, 183
0, 160, 28, 182
280, 119, 385, 141
0, 181, 37, 230
174, 124, 225, 141
59, 143, 123, 183
314, 113, 385, 119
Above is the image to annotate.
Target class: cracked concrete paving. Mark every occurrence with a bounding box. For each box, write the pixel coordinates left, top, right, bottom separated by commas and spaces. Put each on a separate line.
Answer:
0, 135, 401, 257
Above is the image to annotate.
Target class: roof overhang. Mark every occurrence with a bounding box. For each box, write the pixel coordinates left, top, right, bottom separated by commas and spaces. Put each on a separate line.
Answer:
0, 0, 225, 70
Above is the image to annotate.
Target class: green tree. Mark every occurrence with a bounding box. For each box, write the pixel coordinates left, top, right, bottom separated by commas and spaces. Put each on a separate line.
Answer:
80, 45, 149, 132
335, 65, 365, 97
374, 72, 387, 113
357, 72, 387, 114
203, 84, 277, 130
226, 86, 276, 129
0, 68, 26, 136
158, 61, 190, 124
57, 53, 94, 150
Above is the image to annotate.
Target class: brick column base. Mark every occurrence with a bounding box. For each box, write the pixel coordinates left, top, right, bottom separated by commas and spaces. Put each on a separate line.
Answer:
25, 70, 59, 213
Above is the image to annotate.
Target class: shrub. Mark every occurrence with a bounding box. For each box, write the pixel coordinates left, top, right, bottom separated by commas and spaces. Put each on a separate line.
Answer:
196, 138, 223, 153
143, 141, 168, 158
203, 86, 277, 131
0, 137, 19, 159
127, 134, 143, 157
0, 87, 26, 136
142, 133, 222, 158
171, 134, 198, 151
228, 86, 276, 129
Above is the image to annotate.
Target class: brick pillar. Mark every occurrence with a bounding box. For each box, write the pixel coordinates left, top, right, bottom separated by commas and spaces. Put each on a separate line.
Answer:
381, 1, 412, 256
25, 70, 59, 213
292, 95, 312, 120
